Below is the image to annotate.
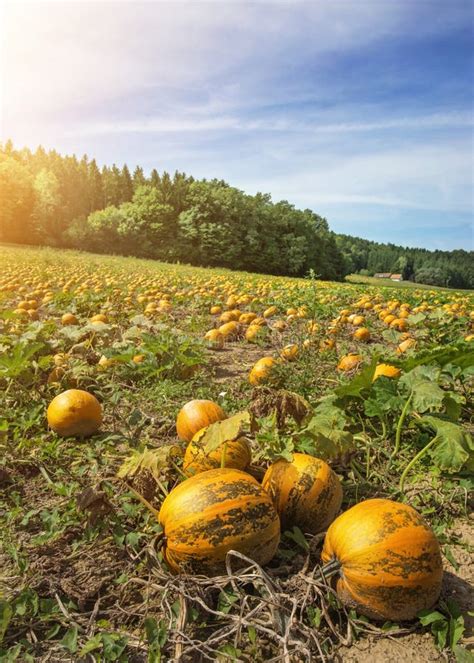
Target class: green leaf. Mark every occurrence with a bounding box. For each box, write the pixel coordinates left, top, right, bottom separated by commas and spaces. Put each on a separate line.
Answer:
418, 609, 446, 626
79, 633, 102, 656
400, 344, 474, 372
295, 412, 353, 460
217, 590, 239, 615
195, 411, 251, 454
399, 364, 440, 389
407, 312, 427, 325
145, 617, 167, 649
432, 618, 449, 649
60, 626, 78, 653
284, 526, 309, 551
411, 381, 445, 413
101, 633, 128, 660
247, 625, 257, 644
335, 356, 379, 398
0, 600, 12, 644
117, 445, 182, 482
364, 379, 404, 417
419, 416, 474, 472
453, 645, 474, 663
443, 392, 465, 422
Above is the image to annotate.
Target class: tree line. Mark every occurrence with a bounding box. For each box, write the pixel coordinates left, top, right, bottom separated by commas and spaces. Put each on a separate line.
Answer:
336, 235, 473, 290
1, 140, 472, 288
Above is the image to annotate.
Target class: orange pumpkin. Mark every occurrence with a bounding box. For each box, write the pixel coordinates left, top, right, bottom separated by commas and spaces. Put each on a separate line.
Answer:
337, 354, 362, 372
204, 329, 224, 349
249, 357, 277, 385
47, 389, 102, 437
321, 499, 443, 621
176, 399, 226, 442
353, 327, 370, 342
280, 344, 299, 361
183, 429, 251, 476
373, 363, 401, 380
262, 453, 342, 534
61, 313, 78, 326
158, 468, 280, 574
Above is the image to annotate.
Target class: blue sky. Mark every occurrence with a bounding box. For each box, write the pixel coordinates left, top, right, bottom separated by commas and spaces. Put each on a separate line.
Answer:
2, 0, 473, 249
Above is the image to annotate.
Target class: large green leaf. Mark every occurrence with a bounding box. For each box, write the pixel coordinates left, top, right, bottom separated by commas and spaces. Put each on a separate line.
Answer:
399, 344, 474, 372
399, 366, 446, 413
194, 411, 251, 454
411, 381, 445, 413
364, 378, 404, 417
117, 445, 182, 481
420, 416, 474, 473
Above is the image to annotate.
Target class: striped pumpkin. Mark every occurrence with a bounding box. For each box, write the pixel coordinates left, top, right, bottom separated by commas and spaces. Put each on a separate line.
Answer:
321, 498, 443, 621
183, 429, 251, 476
262, 453, 342, 534
158, 468, 280, 575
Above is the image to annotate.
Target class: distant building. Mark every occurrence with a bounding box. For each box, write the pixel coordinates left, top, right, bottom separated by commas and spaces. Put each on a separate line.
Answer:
372, 272, 403, 281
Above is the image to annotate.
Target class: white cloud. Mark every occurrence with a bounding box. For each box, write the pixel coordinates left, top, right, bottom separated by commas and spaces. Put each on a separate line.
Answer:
1, 0, 465, 128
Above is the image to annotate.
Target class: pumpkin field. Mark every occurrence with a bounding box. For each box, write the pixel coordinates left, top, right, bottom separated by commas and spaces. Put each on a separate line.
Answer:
0, 243, 473, 662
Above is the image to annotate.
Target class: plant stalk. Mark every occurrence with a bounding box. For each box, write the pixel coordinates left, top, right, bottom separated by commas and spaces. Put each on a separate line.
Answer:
392, 390, 413, 458
399, 434, 440, 493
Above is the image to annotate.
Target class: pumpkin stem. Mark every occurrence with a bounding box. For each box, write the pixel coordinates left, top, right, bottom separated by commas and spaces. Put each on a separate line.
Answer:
317, 558, 342, 581
220, 441, 228, 468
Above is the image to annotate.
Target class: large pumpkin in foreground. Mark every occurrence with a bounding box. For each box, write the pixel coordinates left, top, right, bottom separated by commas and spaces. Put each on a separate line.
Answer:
47, 389, 102, 437
321, 499, 443, 621
262, 453, 342, 534
183, 429, 251, 476
176, 399, 226, 442
158, 468, 280, 575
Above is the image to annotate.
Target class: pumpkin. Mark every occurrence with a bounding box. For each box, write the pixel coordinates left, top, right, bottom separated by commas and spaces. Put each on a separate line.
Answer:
397, 338, 416, 354
321, 498, 443, 621
353, 327, 370, 342
337, 354, 362, 372
204, 329, 224, 349
245, 324, 264, 343
183, 428, 251, 476
373, 363, 401, 380
249, 357, 277, 385
263, 306, 278, 318
90, 313, 107, 323
61, 313, 78, 326
158, 468, 280, 574
47, 389, 103, 437
176, 399, 226, 442
218, 321, 239, 339
280, 344, 299, 361
239, 312, 257, 325
262, 453, 342, 534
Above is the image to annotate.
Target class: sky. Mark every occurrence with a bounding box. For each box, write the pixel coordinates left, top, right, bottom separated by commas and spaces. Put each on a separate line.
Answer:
1, 0, 473, 250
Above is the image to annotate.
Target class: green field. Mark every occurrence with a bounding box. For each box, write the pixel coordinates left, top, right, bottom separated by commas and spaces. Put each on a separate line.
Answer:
1, 244, 473, 662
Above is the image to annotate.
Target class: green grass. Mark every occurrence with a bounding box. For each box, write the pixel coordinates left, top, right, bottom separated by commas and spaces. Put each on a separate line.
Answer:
345, 273, 472, 292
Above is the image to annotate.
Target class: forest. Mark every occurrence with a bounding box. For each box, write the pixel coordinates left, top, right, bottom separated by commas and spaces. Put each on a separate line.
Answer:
1, 140, 472, 288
